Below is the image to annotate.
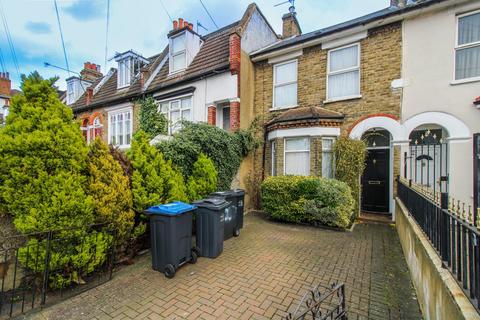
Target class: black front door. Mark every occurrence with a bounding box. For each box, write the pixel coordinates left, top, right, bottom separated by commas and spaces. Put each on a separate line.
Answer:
361, 149, 390, 213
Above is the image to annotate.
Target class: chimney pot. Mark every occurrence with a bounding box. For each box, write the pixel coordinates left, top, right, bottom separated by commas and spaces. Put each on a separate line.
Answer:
188, 23, 193, 30
173, 20, 178, 29
179, 18, 184, 29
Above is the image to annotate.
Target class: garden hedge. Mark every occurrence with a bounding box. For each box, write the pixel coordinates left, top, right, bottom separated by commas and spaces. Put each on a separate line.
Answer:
261, 176, 355, 229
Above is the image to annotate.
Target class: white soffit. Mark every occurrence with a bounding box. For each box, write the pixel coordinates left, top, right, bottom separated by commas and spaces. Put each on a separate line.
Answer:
268, 127, 341, 140
321, 31, 367, 50
268, 49, 303, 64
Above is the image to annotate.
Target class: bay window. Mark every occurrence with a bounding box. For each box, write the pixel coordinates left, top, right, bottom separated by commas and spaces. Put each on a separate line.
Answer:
455, 11, 480, 81
322, 138, 335, 178
159, 96, 192, 134
284, 137, 310, 176
327, 43, 360, 100
108, 108, 132, 148
273, 60, 297, 109
271, 140, 276, 176
171, 32, 187, 73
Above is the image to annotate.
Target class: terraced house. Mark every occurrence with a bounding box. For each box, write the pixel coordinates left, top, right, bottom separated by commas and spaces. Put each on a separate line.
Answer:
250, 1, 407, 217
66, 3, 277, 150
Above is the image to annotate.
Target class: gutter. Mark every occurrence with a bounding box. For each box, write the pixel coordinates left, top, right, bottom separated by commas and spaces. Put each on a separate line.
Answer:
251, 0, 469, 61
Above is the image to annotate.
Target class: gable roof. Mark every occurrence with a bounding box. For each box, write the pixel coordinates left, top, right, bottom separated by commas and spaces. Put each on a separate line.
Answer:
70, 3, 270, 113
251, 0, 448, 57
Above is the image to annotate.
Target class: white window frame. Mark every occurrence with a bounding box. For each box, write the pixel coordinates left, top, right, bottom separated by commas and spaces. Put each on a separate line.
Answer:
170, 32, 187, 74
321, 137, 335, 178
326, 43, 361, 102
108, 107, 133, 149
117, 59, 132, 89
453, 10, 480, 83
157, 94, 193, 135
271, 140, 276, 176
284, 137, 310, 176
67, 81, 74, 104
272, 59, 298, 110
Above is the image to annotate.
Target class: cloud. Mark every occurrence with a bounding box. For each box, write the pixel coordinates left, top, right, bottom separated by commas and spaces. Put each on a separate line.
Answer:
64, 0, 106, 21
25, 21, 52, 34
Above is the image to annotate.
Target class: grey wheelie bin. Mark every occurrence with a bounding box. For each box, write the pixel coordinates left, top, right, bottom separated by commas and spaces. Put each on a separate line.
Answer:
210, 189, 245, 239
193, 198, 230, 258
145, 202, 198, 278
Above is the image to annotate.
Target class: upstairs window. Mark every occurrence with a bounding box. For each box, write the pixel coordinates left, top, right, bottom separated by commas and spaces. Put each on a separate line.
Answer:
171, 33, 187, 73
118, 59, 132, 88
284, 137, 310, 176
456, 11, 480, 80
159, 96, 192, 134
273, 60, 297, 109
327, 43, 360, 100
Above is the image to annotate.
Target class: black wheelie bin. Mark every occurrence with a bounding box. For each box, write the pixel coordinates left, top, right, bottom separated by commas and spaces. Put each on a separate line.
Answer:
210, 189, 245, 239
193, 198, 230, 258
145, 202, 198, 278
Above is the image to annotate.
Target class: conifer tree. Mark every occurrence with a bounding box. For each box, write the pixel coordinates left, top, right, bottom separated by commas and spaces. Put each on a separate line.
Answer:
0, 72, 93, 232
187, 153, 218, 201
87, 138, 136, 244
128, 130, 187, 212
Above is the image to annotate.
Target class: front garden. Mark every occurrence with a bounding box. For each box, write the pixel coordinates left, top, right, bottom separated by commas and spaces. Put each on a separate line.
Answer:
0, 72, 367, 318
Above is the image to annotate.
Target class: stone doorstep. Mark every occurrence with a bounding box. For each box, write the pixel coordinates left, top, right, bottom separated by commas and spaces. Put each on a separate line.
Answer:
396, 197, 480, 320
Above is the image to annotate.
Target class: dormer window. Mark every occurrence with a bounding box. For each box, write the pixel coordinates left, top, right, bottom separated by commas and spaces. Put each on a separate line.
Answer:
171, 32, 187, 73
115, 51, 149, 89
66, 76, 91, 105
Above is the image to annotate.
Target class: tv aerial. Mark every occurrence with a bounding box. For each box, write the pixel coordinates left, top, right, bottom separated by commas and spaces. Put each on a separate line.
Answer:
274, 0, 296, 13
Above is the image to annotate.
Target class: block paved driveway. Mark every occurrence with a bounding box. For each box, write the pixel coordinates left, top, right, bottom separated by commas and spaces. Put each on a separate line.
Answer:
28, 213, 422, 320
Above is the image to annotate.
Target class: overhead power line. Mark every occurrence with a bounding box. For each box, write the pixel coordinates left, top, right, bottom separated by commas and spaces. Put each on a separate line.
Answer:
0, 0, 20, 78
0, 47, 5, 72
53, 0, 70, 76
199, 0, 218, 30
104, 0, 110, 73
159, 0, 173, 23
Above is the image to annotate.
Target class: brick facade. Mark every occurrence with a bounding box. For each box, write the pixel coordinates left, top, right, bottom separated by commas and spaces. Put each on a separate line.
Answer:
207, 106, 216, 126
230, 101, 240, 130
253, 22, 402, 192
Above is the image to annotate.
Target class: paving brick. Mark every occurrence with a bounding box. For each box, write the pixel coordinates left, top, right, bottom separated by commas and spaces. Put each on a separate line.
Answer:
27, 214, 421, 320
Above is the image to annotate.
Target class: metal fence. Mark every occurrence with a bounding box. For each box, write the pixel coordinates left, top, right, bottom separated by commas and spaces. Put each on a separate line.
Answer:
397, 179, 480, 310
0, 224, 116, 319
284, 283, 347, 320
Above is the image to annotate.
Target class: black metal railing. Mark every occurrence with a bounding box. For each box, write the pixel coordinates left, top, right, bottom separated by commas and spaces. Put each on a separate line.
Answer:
284, 283, 347, 320
0, 224, 116, 319
398, 179, 480, 310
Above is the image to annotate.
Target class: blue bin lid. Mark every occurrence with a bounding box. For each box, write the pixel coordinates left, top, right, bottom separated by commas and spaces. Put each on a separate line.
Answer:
146, 201, 196, 216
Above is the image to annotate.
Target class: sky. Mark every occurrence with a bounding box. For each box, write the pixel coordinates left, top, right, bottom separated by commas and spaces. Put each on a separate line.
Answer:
0, 0, 389, 91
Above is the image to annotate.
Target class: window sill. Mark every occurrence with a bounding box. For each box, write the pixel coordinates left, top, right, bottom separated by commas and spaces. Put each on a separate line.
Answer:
168, 69, 186, 77
323, 95, 362, 104
450, 77, 480, 85
269, 105, 298, 112
111, 144, 131, 150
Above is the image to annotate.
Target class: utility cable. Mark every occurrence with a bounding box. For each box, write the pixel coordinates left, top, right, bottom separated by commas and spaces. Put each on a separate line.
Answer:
53, 0, 70, 76
0, 0, 20, 78
104, 0, 110, 73
199, 0, 219, 30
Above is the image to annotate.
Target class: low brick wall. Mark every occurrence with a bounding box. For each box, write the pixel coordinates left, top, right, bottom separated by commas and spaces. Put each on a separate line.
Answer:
395, 198, 480, 320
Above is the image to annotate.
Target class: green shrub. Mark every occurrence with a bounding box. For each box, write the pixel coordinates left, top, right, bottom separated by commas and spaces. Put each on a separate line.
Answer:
0, 72, 111, 288
156, 122, 256, 190
128, 130, 187, 212
261, 176, 354, 229
333, 136, 367, 219
138, 96, 167, 139
187, 153, 218, 201
87, 138, 138, 244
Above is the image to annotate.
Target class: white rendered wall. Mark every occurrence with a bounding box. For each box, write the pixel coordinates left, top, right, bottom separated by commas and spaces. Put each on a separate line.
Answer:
402, 1, 480, 206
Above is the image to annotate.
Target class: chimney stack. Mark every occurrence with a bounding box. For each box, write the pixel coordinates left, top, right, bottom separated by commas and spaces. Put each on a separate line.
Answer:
86, 87, 93, 105
0, 72, 11, 97
80, 62, 103, 82
282, 10, 302, 38
171, 18, 194, 33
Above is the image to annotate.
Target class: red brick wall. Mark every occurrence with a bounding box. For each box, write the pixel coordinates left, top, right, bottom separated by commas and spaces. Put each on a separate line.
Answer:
0, 73, 11, 97
229, 33, 241, 75
207, 106, 216, 125
230, 101, 240, 130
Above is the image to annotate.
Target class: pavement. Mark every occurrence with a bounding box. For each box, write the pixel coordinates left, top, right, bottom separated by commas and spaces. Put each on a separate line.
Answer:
26, 212, 422, 320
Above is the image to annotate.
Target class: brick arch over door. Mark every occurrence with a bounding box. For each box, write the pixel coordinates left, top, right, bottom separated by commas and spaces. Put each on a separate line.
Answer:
348, 114, 404, 141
